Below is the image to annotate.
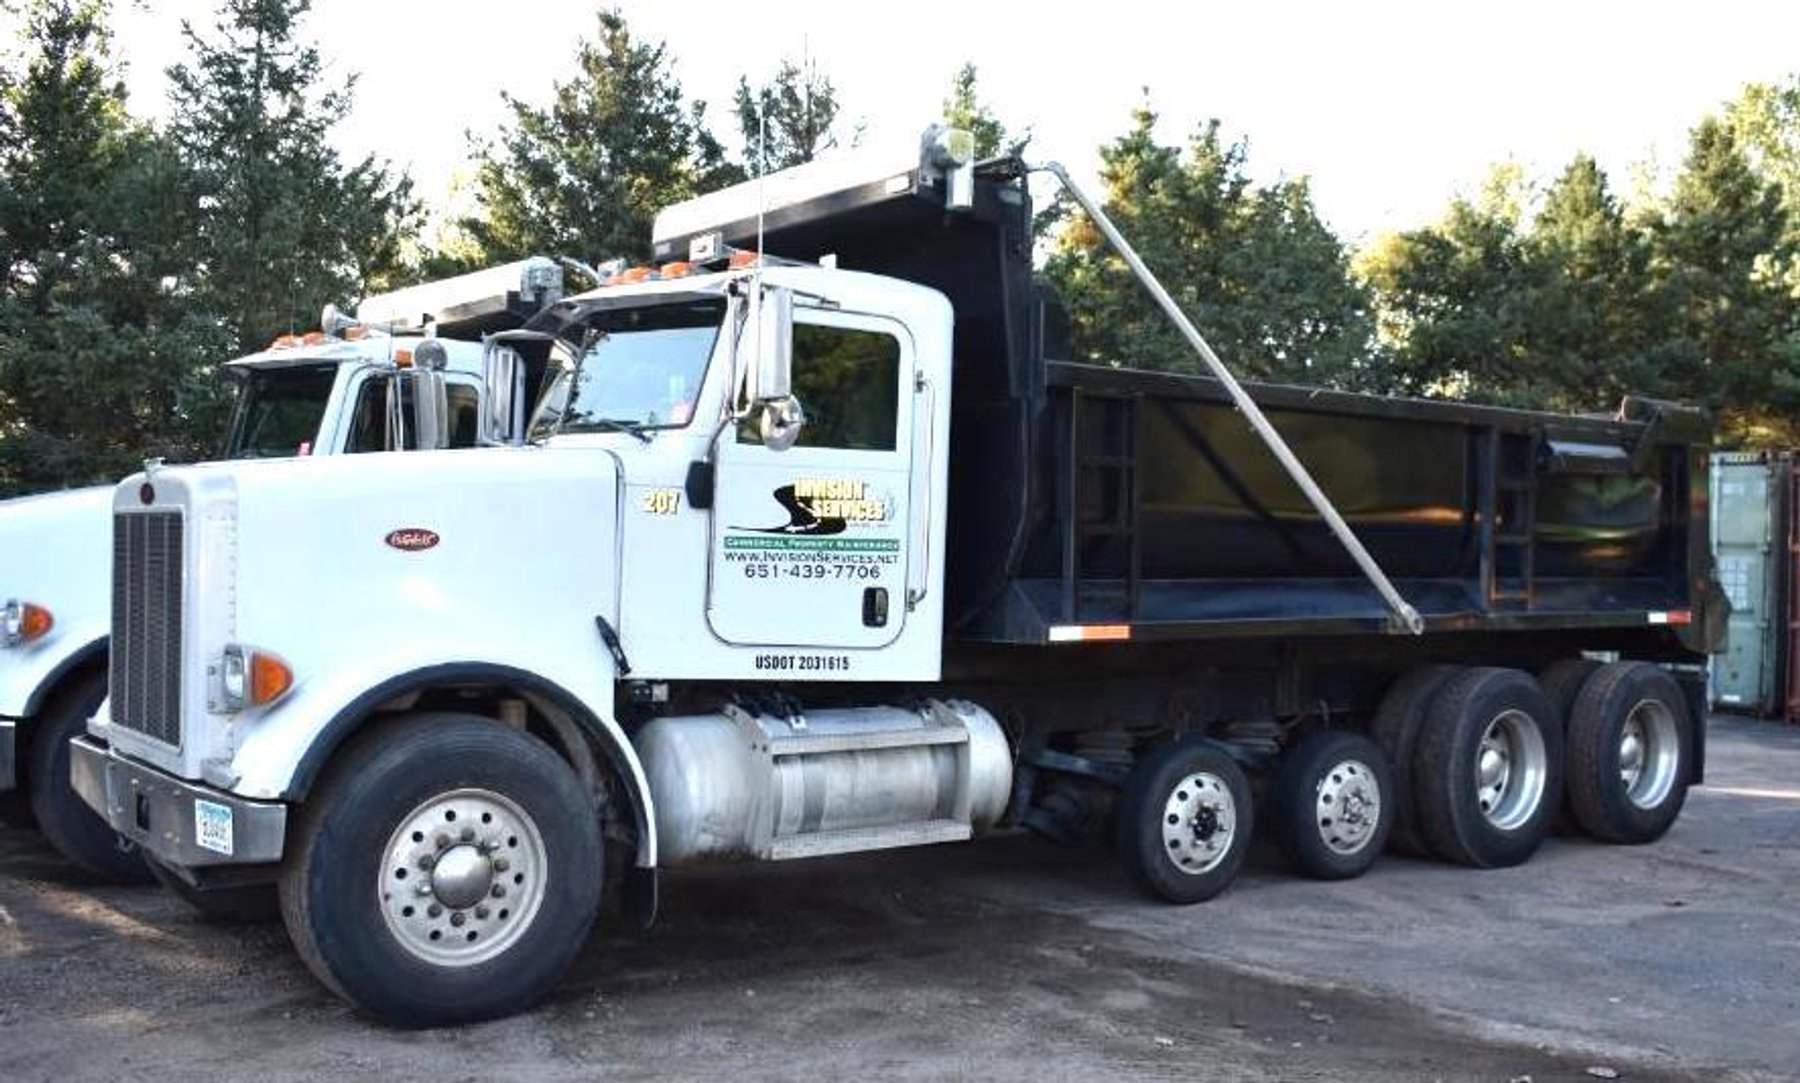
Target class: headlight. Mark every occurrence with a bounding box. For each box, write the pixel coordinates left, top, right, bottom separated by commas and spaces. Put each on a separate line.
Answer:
216, 643, 293, 711
1, 599, 53, 647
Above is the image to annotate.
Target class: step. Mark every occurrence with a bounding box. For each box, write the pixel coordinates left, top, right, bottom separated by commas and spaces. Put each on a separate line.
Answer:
769, 818, 972, 860
768, 726, 968, 757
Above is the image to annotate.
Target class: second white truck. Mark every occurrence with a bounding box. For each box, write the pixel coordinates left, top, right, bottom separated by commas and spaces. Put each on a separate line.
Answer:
0, 259, 564, 878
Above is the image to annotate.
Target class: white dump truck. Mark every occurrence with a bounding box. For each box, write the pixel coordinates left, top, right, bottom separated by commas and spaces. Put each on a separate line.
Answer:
1, 259, 564, 879
73, 129, 1717, 1027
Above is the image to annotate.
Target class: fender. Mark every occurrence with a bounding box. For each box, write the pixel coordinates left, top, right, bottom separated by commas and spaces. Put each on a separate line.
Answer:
285, 662, 658, 868
19, 634, 108, 718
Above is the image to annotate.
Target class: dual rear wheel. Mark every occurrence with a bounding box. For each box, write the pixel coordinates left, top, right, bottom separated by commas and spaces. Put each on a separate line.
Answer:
1381, 660, 1692, 865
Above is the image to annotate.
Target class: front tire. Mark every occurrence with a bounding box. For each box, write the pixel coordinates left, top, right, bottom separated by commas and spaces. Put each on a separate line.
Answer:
1270, 730, 1393, 880
1414, 668, 1562, 868
1566, 662, 1692, 844
1116, 737, 1253, 904
30, 671, 152, 883
279, 713, 602, 1027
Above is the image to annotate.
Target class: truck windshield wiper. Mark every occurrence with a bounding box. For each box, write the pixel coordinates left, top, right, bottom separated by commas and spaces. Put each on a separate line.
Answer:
589, 418, 652, 443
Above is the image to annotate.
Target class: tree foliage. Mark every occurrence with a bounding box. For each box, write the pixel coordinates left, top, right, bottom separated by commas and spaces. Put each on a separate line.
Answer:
733, 57, 838, 173
1357, 162, 1652, 408
167, 0, 416, 354
1045, 103, 1377, 388
0, 0, 230, 495
1360, 112, 1799, 440
459, 8, 737, 266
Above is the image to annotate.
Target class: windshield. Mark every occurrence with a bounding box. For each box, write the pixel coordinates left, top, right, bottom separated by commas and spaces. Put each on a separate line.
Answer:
222, 363, 338, 459
559, 299, 725, 433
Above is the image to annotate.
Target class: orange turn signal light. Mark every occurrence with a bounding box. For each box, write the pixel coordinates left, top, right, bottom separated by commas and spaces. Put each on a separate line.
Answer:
249, 650, 294, 707
3, 599, 53, 646
21, 603, 51, 642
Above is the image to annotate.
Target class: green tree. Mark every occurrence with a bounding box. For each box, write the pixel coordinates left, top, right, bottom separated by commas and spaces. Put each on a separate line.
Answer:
1525, 154, 1657, 405
460, 8, 737, 266
1356, 165, 1550, 402
166, 0, 417, 354
942, 62, 1027, 158
1046, 104, 1376, 388
1649, 115, 1796, 435
0, 0, 231, 496
1725, 75, 1800, 313
733, 57, 838, 173
1726, 76, 1800, 230
1360, 156, 1671, 411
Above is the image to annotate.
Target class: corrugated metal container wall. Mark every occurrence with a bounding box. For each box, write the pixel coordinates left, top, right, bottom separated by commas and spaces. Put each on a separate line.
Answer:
1709, 452, 1790, 716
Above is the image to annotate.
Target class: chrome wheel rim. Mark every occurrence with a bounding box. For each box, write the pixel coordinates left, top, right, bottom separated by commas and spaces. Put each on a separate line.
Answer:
380, 788, 548, 967
1315, 758, 1382, 855
1474, 709, 1547, 831
1161, 771, 1237, 875
1619, 698, 1680, 810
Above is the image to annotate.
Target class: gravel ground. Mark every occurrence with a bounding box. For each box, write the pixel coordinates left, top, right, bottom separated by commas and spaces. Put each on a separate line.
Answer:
0, 716, 1795, 1081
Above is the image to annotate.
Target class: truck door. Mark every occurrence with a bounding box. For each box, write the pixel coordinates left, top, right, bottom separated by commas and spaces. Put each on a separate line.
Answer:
707, 310, 914, 648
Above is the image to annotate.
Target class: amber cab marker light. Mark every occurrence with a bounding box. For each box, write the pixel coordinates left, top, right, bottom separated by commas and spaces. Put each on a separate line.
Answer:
2, 599, 54, 647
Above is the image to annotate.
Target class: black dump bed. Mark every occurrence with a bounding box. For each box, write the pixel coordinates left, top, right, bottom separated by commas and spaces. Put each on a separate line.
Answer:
657, 159, 1719, 655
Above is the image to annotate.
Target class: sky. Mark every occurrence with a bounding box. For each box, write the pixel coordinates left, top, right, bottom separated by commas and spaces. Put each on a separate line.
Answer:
64, 0, 1800, 243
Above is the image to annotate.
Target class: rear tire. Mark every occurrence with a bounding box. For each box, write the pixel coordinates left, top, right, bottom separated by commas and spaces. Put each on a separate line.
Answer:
146, 856, 280, 922
1368, 665, 1458, 858
278, 713, 602, 1027
1566, 662, 1692, 844
30, 671, 152, 884
1539, 657, 1602, 834
1270, 730, 1392, 880
1414, 668, 1562, 868
1116, 737, 1253, 904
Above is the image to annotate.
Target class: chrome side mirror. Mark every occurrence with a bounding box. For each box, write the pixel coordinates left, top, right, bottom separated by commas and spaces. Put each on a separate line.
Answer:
388, 341, 450, 450
482, 343, 522, 445
745, 285, 793, 404
758, 396, 806, 452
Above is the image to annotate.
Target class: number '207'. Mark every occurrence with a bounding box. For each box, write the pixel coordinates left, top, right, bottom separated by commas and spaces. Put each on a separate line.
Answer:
641, 489, 681, 515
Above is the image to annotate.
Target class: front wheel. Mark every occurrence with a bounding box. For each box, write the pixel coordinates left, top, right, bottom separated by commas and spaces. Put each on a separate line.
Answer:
30, 671, 152, 883
1116, 737, 1253, 904
279, 713, 602, 1027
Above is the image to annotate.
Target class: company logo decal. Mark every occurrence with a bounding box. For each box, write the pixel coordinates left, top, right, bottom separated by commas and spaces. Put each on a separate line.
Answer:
384, 528, 440, 552
744, 478, 890, 536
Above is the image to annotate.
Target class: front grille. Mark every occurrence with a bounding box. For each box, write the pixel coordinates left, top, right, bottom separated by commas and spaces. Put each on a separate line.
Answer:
110, 511, 184, 747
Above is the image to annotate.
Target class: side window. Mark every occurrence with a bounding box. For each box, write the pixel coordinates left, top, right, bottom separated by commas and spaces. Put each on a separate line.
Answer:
739, 322, 900, 450
447, 383, 481, 448
344, 377, 389, 454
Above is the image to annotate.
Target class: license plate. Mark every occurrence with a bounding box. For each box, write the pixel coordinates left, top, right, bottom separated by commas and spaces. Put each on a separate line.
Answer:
194, 799, 234, 856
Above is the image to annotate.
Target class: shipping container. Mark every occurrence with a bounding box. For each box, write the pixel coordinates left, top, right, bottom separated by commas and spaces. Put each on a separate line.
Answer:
1709, 451, 1790, 716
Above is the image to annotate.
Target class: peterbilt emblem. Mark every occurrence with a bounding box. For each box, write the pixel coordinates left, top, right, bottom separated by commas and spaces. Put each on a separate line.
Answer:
384, 528, 440, 552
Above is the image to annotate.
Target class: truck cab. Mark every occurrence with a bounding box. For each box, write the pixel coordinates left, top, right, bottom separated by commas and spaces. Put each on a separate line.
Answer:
0, 258, 564, 880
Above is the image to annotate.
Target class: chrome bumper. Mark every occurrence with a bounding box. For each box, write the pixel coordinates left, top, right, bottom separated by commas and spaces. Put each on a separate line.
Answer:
69, 736, 286, 866
0, 718, 15, 791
